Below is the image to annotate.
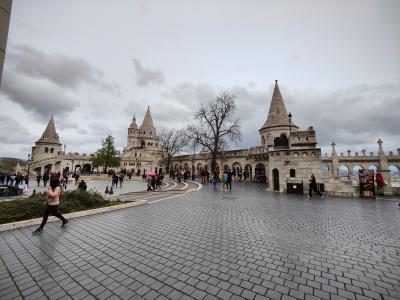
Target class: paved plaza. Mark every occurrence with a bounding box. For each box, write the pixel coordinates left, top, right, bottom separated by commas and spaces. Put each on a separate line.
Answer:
1, 182, 400, 300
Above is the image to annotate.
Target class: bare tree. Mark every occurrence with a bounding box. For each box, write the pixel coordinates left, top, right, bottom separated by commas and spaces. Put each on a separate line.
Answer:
187, 92, 241, 173
159, 129, 188, 174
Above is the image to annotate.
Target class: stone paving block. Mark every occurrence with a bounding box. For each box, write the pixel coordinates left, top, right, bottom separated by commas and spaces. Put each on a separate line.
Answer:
1, 183, 400, 300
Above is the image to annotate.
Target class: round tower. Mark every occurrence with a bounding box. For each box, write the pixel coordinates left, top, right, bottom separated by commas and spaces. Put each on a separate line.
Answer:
31, 115, 62, 162
259, 80, 299, 150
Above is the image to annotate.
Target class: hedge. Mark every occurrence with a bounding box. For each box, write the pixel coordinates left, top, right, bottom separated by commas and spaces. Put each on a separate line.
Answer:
0, 190, 123, 224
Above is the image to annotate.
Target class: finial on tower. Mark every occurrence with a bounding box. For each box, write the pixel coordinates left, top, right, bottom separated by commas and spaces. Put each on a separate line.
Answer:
377, 138, 384, 155
331, 141, 337, 156
275, 80, 278, 84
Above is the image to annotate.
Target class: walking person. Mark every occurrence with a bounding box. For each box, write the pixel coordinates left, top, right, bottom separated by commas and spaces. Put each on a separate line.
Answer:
32, 177, 68, 235
212, 172, 218, 192
24, 174, 29, 189
222, 171, 228, 192
119, 174, 124, 188
308, 173, 323, 198
42, 173, 49, 187
36, 173, 42, 187
227, 169, 233, 191
375, 171, 385, 196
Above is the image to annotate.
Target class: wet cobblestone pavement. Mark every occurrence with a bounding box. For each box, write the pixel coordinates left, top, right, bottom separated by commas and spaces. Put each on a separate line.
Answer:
1, 182, 399, 299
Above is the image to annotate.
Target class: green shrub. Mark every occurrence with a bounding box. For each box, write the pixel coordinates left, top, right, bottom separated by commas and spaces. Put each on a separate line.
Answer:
0, 191, 123, 224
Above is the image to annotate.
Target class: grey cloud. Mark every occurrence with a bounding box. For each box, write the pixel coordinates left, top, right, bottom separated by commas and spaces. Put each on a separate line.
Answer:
284, 83, 400, 153
7, 44, 120, 93
0, 115, 33, 144
157, 82, 400, 154
1, 70, 79, 122
132, 58, 165, 86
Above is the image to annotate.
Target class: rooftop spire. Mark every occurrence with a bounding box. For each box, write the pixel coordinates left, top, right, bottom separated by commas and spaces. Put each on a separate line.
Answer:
261, 80, 298, 130
140, 106, 155, 131
130, 113, 138, 129
36, 115, 61, 144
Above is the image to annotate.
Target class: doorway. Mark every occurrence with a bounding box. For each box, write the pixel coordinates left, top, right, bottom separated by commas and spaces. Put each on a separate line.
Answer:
272, 168, 279, 191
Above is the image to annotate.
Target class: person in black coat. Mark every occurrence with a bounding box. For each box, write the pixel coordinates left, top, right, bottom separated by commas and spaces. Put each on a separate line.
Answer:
308, 173, 323, 198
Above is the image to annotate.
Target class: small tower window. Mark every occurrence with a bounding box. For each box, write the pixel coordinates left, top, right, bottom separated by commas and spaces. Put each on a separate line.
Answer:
50, 148, 54, 153
290, 169, 296, 177
45, 147, 48, 153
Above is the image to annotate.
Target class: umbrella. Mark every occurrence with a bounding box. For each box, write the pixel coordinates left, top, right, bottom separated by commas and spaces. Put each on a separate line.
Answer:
148, 171, 157, 177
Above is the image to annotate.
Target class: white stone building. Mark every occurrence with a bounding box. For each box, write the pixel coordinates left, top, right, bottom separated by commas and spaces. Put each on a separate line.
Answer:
29, 81, 400, 196
119, 107, 164, 174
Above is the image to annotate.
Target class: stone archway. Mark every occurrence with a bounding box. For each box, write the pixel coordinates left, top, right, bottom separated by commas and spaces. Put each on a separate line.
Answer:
33, 166, 42, 175
244, 164, 252, 181
82, 164, 92, 174
272, 168, 279, 191
44, 164, 52, 174
255, 163, 266, 183
232, 162, 242, 177
196, 163, 203, 175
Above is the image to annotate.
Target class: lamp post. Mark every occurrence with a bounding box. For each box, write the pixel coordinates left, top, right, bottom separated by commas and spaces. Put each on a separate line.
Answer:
27, 154, 31, 187
288, 112, 292, 134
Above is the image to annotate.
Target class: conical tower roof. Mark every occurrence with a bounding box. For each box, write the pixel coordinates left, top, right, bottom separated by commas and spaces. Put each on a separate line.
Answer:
261, 80, 298, 130
36, 115, 61, 144
140, 106, 155, 131
129, 114, 138, 129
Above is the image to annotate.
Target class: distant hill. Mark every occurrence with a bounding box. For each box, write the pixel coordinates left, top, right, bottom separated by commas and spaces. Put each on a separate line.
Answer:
0, 157, 26, 173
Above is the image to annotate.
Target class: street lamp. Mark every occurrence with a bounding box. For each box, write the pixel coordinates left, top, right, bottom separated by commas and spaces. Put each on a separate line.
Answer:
288, 112, 292, 134
27, 154, 31, 187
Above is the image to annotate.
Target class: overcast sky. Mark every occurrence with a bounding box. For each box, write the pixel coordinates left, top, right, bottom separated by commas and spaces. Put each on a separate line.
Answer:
1, 0, 399, 159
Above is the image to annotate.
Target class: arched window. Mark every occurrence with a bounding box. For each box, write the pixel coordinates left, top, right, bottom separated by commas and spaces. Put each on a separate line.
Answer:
274, 133, 289, 147
50, 148, 54, 153
290, 169, 296, 177
321, 163, 330, 174
45, 147, 48, 153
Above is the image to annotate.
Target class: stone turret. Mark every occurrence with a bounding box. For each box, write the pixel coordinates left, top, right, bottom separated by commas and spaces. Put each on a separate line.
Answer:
36, 115, 60, 145
261, 80, 298, 130
31, 115, 62, 162
130, 114, 138, 129
259, 80, 299, 149
124, 107, 160, 151
140, 106, 156, 135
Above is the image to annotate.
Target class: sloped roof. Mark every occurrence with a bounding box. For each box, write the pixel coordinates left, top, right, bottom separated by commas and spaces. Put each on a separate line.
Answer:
130, 114, 138, 129
140, 106, 155, 131
36, 115, 61, 144
261, 80, 298, 130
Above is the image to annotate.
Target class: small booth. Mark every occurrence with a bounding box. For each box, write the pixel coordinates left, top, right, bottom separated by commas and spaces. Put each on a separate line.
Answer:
286, 179, 304, 194
359, 170, 375, 198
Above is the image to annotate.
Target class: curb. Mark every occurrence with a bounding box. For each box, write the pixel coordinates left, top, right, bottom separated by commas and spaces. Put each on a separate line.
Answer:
0, 200, 147, 232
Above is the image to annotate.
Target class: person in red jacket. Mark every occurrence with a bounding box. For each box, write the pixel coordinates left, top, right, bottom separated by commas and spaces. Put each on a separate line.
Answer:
375, 171, 385, 196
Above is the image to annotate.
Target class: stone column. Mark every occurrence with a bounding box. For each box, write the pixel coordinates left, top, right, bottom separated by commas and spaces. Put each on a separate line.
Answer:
331, 142, 339, 177
377, 139, 393, 196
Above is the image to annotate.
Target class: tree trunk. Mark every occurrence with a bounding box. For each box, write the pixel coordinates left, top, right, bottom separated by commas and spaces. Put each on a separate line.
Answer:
211, 152, 217, 174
